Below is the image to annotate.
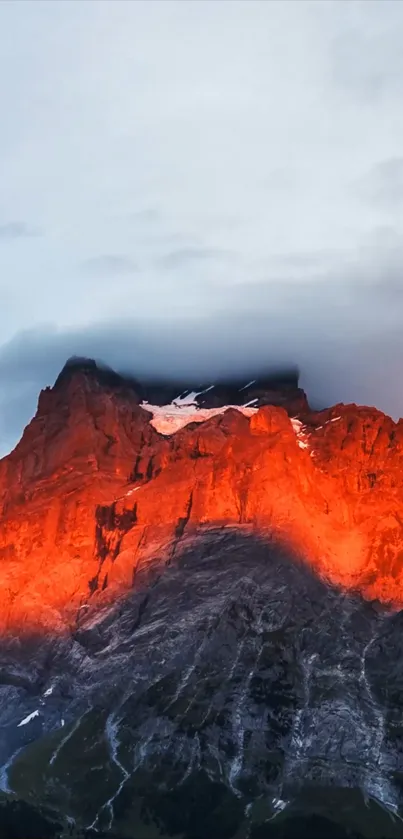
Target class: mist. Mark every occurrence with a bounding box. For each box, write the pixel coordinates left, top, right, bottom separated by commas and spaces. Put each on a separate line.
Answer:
0, 259, 402, 457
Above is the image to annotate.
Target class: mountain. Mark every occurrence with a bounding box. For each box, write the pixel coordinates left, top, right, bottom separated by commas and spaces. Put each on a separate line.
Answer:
1, 356, 403, 838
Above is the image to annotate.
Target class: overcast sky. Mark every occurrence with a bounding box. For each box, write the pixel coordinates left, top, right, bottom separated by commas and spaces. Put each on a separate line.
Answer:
1, 0, 403, 454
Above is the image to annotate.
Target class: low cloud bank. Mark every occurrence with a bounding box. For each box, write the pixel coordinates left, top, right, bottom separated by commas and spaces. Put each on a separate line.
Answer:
0, 272, 401, 456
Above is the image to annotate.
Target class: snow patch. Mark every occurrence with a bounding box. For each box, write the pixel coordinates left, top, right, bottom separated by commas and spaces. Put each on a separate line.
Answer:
173, 390, 201, 406
141, 398, 258, 435
269, 798, 289, 819
49, 714, 83, 766
172, 385, 214, 406
18, 710, 39, 727
43, 686, 53, 697
314, 417, 341, 432
0, 746, 25, 793
291, 418, 311, 451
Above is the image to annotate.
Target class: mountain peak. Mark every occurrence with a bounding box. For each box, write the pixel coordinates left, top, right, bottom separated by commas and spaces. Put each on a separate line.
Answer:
53, 355, 140, 394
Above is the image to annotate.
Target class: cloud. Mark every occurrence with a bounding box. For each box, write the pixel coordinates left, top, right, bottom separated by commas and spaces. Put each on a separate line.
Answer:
328, 3, 403, 102
2, 3, 403, 451
127, 208, 161, 224
0, 222, 39, 242
80, 254, 138, 277
356, 158, 403, 210
0, 246, 403, 456
158, 246, 232, 270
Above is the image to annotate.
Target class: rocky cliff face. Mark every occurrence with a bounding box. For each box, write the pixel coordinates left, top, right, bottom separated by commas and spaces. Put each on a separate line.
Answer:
1, 356, 403, 635
1, 357, 403, 838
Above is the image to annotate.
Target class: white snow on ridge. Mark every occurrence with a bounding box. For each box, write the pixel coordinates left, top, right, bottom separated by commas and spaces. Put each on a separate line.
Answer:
173, 391, 201, 406
291, 417, 311, 451
142, 399, 317, 451
141, 399, 258, 435
172, 385, 215, 407
18, 710, 39, 727
312, 416, 341, 433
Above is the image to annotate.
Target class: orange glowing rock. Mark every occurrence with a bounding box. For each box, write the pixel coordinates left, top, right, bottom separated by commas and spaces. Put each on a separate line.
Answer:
1, 358, 403, 635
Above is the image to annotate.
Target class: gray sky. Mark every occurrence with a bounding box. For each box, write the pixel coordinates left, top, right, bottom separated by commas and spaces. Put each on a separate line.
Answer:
1, 0, 403, 454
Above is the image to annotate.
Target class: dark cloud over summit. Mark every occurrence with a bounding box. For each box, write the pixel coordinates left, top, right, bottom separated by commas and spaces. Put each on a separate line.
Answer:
0, 262, 402, 456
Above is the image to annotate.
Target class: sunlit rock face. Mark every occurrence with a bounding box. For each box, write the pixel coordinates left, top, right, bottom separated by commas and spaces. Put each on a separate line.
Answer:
1, 357, 403, 837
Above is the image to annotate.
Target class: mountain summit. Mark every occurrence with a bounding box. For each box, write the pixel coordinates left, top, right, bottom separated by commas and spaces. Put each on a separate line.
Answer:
1, 358, 403, 837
